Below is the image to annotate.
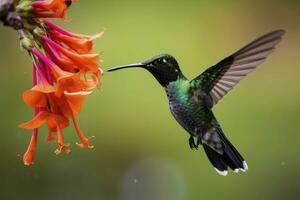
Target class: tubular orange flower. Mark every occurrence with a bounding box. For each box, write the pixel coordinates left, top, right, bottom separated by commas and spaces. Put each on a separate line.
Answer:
22, 65, 39, 166
23, 128, 39, 165
32, 0, 74, 19
44, 19, 104, 54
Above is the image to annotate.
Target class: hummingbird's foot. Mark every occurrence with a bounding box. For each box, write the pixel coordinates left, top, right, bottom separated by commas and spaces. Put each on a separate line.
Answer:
197, 136, 202, 146
189, 136, 198, 150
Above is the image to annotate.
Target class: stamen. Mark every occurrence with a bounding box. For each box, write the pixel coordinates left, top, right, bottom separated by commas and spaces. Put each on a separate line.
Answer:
72, 114, 94, 149
55, 125, 71, 155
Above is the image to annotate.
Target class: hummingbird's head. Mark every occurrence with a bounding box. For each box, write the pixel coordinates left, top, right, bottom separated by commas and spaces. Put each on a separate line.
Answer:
107, 54, 183, 87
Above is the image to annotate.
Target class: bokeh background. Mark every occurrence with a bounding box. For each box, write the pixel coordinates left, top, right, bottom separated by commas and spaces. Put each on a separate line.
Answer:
0, 0, 300, 199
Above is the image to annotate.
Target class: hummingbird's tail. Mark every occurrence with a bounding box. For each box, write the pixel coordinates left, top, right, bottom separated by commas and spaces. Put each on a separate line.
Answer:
202, 128, 248, 176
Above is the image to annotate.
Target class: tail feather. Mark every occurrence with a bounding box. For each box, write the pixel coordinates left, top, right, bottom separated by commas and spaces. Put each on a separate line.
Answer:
203, 144, 228, 176
219, 129, 247, 172
203, 128, 248, 176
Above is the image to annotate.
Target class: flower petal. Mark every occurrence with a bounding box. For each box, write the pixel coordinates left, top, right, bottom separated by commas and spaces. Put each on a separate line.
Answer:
19, 111, 49, 129
23, 84, 56, 108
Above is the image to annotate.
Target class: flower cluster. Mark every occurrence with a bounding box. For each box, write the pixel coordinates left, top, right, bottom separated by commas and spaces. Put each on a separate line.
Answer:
1, 0, 104, 165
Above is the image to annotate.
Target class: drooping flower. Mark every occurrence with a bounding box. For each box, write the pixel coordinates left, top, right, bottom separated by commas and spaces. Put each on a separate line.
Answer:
1, 0, 104, 165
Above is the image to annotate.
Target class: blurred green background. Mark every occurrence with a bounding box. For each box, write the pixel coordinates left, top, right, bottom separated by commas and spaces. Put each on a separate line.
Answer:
0, 0, 300, 199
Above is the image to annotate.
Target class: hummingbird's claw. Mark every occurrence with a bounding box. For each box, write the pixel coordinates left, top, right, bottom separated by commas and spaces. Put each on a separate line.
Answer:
189, 136, 198, 150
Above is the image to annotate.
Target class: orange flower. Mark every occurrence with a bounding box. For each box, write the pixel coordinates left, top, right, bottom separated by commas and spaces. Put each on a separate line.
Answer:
52, 92, 95, 149
44, 19, 104, 54
22, 65, 40, 166
32, 0, 74, 19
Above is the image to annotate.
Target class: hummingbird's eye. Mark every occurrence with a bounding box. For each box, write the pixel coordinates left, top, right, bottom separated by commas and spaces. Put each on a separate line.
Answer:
156, 59, 163, 65
157, 58, 167, 65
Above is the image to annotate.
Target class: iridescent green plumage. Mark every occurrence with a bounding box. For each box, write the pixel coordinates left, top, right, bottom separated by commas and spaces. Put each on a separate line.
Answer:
108, 30, 285, 176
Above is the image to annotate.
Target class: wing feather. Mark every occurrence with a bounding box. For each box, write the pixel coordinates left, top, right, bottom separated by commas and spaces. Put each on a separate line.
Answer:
190, 30, 285, 106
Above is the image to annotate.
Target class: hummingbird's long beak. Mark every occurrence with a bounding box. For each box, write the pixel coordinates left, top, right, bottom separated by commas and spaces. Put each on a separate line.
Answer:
107, 63, 146, 72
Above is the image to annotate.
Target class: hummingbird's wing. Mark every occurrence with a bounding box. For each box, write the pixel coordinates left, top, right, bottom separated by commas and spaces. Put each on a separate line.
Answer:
190, 30, 285, 107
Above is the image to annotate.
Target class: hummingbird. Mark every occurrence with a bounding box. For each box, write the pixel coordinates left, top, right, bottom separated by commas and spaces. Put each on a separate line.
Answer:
108, 30, 285, 176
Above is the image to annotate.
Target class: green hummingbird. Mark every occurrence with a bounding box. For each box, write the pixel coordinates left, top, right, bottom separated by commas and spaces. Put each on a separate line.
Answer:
108, 30, 285, 176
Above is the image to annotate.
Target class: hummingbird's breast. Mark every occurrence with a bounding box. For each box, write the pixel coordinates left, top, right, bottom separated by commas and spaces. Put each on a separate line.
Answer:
165, 80, 212, 136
